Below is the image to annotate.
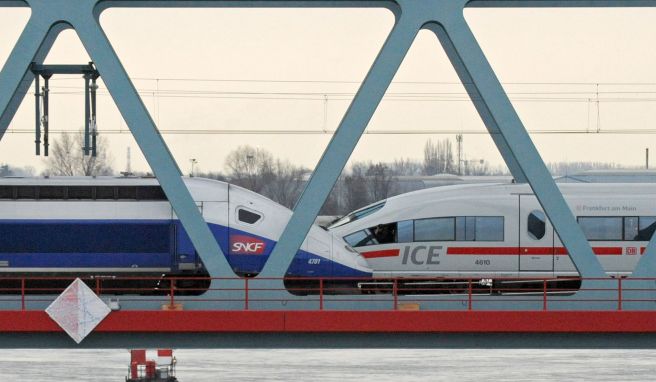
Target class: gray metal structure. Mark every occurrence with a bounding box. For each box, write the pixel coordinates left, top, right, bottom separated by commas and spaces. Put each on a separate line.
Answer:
0, 0, 655, 319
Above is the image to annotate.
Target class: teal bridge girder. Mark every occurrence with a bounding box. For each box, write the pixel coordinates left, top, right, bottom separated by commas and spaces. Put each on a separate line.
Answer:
0, 0, 656, 310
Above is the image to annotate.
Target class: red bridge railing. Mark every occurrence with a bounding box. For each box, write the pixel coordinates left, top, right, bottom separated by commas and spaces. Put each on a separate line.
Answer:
0, 276, 652, 311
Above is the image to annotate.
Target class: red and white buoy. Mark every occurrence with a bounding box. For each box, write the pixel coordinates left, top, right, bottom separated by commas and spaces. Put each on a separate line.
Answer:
126, 349, 178, 382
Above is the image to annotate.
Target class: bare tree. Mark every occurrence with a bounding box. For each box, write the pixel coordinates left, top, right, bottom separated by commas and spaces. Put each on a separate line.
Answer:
343, 163, 369, 212
261, 159, 308, 209
365, 162, 396, 201
390, 157, 422, 176
47, 132, 76, 176
423, 138, 456, 175
224, 145, 275, 193
423, 139, 440, 176
45, 131, 113, 176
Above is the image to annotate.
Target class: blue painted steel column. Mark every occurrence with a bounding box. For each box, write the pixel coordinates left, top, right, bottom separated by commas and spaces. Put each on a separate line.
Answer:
428, 23, 527, 183
68, 0, 234, 278
0, 0, 235, 280
0, 13, 65, 139
258, 4, 422, 277
428, 0, 605, 278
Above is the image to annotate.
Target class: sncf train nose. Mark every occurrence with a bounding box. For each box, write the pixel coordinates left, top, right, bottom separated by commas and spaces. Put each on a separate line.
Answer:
330, 234, 372, 277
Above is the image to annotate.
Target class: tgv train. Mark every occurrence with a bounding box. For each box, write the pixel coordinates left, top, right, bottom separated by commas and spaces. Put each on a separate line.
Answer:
328, 183, 656, 287
0, 176, 371, 294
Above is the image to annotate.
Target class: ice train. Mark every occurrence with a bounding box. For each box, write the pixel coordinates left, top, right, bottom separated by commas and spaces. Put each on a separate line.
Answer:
328, 183, 656, 289
0, 176, 371, 294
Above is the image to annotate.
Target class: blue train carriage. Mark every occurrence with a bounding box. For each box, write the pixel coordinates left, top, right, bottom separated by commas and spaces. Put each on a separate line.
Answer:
0, 176, 371, 295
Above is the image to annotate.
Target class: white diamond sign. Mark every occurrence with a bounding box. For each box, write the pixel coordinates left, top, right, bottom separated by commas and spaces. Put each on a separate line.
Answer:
46, 278, 111, 344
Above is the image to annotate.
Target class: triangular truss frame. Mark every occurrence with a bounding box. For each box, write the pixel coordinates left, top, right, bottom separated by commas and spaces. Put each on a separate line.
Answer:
1, 0, 655, 305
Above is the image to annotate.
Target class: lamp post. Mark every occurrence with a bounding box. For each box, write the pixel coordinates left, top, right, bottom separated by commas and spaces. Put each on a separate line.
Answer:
189, 158, 197, 177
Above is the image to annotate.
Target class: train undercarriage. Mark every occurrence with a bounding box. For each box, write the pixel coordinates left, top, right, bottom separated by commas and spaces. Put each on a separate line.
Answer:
0, 273, 584, 297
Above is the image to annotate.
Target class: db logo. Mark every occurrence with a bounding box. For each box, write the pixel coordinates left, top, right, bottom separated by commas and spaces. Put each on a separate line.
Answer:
231, 235, 266, 255
627, 247, 638, 256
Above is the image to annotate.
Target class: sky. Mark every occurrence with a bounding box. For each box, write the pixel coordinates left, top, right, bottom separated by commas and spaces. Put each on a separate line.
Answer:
0, 6, 656, 175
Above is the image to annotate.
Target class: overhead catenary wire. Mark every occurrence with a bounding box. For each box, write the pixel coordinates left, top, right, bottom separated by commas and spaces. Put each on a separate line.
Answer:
17, 78, 656, 136
45, 76, 656, 87
6, 128, 656, 135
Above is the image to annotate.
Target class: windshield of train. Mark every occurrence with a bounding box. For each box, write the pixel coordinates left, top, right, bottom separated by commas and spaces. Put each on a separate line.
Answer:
327, 201, 386, 229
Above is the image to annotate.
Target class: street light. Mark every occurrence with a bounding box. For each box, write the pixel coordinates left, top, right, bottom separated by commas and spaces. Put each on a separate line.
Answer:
189, 158, 198, 177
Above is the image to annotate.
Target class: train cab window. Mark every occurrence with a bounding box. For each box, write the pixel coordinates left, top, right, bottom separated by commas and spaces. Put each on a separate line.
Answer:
638, 217, 656, 241
368, 223, 397, 244
327, 201, 386, 229
578, 217, 623, 241
344, 230, 378, 247
475, 217, 504, 241
415, 217, 455, 241
527, 210, 546, 240
237, 208, 262, 224
397, 220, 414, 243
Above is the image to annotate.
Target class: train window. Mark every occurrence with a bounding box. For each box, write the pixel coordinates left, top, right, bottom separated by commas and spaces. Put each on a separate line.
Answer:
68, 186, 93, 199
475, 217, 504, 241
527, 210, 546, 240
38, 186, 66, 200
328, 201, 386, 229
578, 217, 622, 241
397, 220, 413, 243
344, 230, 378, 247
466, 216, 476, 241
454, 217, 476, 241
624, 217, 639, 241
237, 208, 262, 224
96, 186, 116, 200
137, 186, 167, 200
0, 186, 13, 199
369, 223, 397, 244
117, 186, 137, 199
16, 186, 36, 199
455, 217, 465, 240
638, 217, 656, 241
414, 217, 455, 241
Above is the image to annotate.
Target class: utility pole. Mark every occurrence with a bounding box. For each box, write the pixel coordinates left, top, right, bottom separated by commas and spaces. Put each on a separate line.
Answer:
647, 148, 650, 170
456, 134, 463, 175
126, 147, 131, 174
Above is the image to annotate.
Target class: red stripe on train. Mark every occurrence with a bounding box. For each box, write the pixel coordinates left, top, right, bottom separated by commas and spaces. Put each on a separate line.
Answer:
447, 247, 517, 255
554, 247, 623, 256
361, 249, 400, 259
447, 247, 623, 256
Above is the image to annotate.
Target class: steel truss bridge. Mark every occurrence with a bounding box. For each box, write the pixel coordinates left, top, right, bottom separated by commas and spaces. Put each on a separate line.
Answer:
2, 0, 656, 348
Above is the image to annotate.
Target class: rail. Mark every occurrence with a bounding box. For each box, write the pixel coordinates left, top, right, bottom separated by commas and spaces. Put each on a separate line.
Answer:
0, 276, 654, 312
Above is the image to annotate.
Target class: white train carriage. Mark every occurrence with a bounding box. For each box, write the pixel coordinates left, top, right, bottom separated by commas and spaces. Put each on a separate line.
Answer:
328, 183, 656, 285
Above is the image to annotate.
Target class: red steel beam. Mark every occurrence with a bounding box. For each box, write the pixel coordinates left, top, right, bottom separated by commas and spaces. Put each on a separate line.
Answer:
2, 311, 656, 333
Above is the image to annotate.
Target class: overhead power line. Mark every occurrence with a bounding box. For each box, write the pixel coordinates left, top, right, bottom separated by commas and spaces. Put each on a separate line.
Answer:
47, 76, 656, 87
6, 128, 656, 135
